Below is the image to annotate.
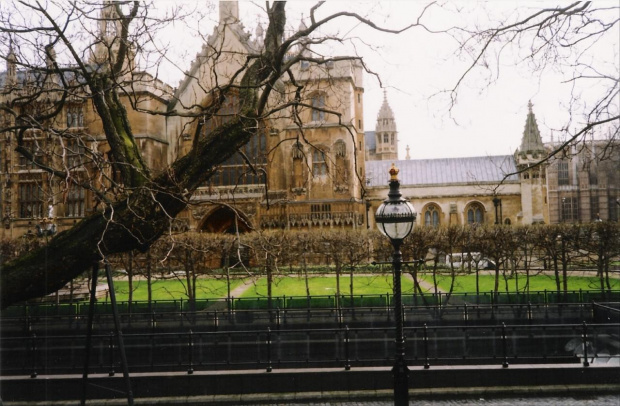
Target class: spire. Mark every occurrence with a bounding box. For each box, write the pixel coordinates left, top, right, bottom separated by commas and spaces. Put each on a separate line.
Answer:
5, 43, 17, 89
219, 1, 239, 25
377, 90, 395, 123
520, 100, 545, 154
405, 145, 411, 160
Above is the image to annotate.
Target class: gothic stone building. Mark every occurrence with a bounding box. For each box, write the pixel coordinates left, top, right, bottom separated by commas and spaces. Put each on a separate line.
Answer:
1, 2, 618, 241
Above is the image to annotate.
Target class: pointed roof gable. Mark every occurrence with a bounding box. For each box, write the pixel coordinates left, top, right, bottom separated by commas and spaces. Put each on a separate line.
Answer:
520, 100, 545, 154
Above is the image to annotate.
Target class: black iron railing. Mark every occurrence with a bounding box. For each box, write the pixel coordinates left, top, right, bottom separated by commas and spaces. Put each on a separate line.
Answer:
2, 321, 618, 377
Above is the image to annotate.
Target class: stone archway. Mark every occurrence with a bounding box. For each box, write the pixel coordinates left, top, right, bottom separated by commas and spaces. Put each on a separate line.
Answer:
200, 206, 252, 234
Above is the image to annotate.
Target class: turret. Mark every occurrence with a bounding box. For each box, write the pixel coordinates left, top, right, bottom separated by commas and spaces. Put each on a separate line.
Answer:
374, 90, 398, 161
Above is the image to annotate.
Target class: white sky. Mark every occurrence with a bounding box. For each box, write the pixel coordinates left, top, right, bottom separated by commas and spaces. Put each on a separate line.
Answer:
158, 1, 619, 160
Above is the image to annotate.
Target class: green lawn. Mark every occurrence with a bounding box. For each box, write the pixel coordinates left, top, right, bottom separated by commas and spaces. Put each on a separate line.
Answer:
239, 275, 413, 298
421, 274, 618, 293
110, 273, 616, 302
113, 278, 242, 302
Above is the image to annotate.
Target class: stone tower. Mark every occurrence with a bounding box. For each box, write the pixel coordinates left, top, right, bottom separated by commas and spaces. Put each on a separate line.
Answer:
374, 91, 398, 161
91, 1, 135, 71
516, 101, 547, 224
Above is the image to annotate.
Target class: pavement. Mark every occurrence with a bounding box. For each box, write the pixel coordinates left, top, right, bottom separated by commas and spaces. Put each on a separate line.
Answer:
5, 388, 619, 406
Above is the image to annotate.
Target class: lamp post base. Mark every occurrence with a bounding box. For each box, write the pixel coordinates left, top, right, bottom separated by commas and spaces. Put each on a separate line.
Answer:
392, 359, 409, 405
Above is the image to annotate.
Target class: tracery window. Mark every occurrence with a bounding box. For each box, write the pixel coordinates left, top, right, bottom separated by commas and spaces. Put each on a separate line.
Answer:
424, 204, 440, 228
467, 203, 484, 224
202, 94, 268, 187
66, 105, 84, 128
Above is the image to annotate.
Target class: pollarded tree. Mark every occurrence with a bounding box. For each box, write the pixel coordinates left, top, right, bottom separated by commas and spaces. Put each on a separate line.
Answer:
0, 1, 425, 308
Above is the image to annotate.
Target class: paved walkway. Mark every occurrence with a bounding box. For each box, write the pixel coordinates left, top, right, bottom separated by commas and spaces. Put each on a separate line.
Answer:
259, 396, 619, 406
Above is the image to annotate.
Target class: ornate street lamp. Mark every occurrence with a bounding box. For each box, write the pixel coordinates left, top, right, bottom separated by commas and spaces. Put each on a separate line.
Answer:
375, 163, 416, 406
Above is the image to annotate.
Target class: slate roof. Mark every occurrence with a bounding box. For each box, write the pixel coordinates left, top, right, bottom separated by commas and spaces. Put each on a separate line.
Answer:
365, 155, 519, 187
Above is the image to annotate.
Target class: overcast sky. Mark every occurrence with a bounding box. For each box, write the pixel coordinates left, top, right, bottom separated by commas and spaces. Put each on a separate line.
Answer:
161, 1, 619, 160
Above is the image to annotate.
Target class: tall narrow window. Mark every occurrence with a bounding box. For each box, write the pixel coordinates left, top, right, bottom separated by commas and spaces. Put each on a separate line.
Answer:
292, 142, 306, 190
609, 197, 619, 222
334, 140, 348, 187
312, 149, 327, 177
557, 161, 569, 186
590, 196, 599, 220
311, 94, 325, 121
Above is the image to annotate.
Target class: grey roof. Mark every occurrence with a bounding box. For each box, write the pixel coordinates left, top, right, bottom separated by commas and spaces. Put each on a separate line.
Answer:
365, 131, 376, 152
365, 155, 519, 187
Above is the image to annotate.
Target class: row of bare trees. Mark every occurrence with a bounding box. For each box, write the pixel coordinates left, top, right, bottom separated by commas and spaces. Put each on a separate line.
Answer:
3, 222, 618, 308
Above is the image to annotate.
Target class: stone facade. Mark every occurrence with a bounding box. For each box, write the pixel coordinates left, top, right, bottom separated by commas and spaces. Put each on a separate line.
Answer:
1, 2, 618, 241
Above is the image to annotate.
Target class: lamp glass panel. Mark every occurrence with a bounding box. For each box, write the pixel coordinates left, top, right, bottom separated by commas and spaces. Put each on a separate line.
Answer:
375, 201, 415, 240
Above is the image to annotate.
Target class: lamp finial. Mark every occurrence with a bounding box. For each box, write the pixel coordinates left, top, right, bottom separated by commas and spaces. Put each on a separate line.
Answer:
389, 163, 399, 181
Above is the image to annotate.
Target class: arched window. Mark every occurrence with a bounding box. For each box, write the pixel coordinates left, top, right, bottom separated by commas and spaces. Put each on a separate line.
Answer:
467, 203, 484, 224
312, 149, 327, 177
424, 204, 440, 228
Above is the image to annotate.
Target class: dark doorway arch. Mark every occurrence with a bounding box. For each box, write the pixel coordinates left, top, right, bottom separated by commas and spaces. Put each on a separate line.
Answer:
200, 206, 252, 234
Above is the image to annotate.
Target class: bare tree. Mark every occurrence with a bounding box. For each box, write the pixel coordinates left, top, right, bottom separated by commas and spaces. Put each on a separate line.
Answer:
0, 1, 425, 308
447, 2, 619, 167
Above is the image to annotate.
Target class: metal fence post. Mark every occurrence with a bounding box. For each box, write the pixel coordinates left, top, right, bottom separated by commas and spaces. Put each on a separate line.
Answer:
582, 322, 590, 367
29, 333, 37, 378
187, 329, 194, 374
344, 325, 351, 370
501, 322, 509, 368
108, 331, 115, 376
423, 324, 430, 369
266, 327, 273, 372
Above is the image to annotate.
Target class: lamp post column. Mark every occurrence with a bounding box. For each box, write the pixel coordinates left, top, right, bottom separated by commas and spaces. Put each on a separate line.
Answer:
374, 164, 415, 406
391, 239, 409, 405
